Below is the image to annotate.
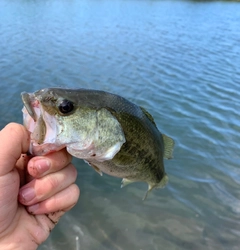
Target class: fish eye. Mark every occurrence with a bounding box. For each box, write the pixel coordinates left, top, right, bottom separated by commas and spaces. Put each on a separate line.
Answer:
58, 99, 74, 114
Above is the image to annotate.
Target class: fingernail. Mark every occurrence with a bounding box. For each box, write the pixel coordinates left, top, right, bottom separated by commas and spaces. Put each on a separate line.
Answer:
20, 187, 35, 202
34, 159, 51, 174
27, 203, 39, 214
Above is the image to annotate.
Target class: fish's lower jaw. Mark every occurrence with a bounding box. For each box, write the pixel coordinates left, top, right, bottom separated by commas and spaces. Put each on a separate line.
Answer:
29, 142, 66, 156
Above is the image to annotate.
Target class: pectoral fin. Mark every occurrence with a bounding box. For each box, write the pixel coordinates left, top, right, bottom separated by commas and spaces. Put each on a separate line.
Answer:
143, 184, 154, 201
162, 134, 174, 159
143, 175, 169, 200
121, 178, 136, 188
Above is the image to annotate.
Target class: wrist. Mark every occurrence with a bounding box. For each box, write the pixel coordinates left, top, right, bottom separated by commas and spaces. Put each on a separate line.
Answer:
0, 242, 37, 250
0, 235, 38, 250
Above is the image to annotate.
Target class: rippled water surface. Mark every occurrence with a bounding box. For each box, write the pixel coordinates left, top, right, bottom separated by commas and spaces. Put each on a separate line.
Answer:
0, 0, 240, 249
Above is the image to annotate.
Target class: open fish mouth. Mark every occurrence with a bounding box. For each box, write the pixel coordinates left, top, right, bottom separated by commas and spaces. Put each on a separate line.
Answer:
21, 91, 59, 155
21, 92, 38, 122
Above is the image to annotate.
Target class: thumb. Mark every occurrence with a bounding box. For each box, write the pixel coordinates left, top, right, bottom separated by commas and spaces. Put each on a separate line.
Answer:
0, 123, 30, 176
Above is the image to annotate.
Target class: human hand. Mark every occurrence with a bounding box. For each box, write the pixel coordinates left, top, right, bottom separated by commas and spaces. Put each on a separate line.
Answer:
0, 123, 80, 250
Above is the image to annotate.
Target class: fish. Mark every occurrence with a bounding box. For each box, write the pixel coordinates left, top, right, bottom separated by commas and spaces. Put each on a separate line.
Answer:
21, 88, 174, 199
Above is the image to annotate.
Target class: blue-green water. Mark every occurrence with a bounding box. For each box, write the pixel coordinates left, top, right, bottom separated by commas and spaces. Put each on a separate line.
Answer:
0, 0, 240, 249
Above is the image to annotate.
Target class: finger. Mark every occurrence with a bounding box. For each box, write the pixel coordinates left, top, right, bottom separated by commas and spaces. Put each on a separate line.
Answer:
31, 198, 77, 241
27, 148, 72, 178
16, 154, 32, 186
18, 164, 77, 205
0, 123, 30, 176
46, 211, 65, 226
27, 184, 80, 215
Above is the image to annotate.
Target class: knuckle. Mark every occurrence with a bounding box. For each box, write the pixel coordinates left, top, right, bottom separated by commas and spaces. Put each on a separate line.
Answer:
6, 123, 25, 135
69, 164, 78, 180
44, 175, 60, 192
5, 123, 30, 144
64, 149, 72, 162
50, 194, 59, 208
49, 150, 72, 170
71, 184, 80, 197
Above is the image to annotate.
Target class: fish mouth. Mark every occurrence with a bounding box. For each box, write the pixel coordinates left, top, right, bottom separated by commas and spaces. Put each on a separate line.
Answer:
21, 92, 47, 145
21, 91, 60, 155
21, 92, 38, 122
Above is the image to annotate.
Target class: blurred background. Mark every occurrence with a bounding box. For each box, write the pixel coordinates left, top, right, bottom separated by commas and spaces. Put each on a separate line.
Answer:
0, 0, 240, 249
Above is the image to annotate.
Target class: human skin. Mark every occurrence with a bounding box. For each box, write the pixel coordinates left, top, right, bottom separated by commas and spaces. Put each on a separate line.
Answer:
0, 123, 80, 249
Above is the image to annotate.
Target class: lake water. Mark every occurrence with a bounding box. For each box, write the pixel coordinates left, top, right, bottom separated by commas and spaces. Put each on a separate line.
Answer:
0, 0, 240, 249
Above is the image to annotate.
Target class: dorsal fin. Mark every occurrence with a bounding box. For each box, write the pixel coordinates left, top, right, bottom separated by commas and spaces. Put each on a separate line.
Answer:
140, 107, 157, 127
162, 134, 174, 159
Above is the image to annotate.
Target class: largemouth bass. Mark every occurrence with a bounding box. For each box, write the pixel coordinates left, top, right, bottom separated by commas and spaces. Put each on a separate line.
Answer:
21, 88, 174, 199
